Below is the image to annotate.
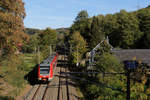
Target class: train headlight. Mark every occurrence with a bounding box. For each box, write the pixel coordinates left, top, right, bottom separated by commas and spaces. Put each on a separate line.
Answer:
48, 78, 50, 81
48, 78, 52, 81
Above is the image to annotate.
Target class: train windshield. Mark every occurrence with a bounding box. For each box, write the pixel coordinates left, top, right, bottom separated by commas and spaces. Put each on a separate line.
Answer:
40, 66, 50, 74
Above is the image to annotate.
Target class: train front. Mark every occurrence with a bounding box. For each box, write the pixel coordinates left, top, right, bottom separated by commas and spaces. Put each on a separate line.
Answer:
38, 64, 51, 81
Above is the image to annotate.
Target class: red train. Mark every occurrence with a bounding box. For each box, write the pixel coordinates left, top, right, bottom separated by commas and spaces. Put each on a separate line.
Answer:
38, 53, 58, 81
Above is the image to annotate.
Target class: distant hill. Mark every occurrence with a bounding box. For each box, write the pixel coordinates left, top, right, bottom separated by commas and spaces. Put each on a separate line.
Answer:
25, 27, 69, 35
56, 28, 69, 34
25, 28, 43, 35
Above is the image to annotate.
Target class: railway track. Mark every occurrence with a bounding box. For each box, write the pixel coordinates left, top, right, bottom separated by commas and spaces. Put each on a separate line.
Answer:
30, 82, 49, 100
57, 54, 70, 100
31, 84, 41, 100
23, 54, 71, 100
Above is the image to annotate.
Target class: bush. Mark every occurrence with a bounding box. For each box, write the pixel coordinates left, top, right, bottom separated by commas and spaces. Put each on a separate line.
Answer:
95, 53, 123, 72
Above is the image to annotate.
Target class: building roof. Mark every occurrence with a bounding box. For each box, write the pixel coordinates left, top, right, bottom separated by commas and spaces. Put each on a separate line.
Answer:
112, 49, 150, 64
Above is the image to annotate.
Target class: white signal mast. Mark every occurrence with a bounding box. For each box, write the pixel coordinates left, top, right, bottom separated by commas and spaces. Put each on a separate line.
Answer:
88, 36, 113, 68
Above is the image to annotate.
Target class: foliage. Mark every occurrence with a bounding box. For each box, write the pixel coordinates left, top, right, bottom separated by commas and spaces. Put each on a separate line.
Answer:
39, 27, 57, 46
136, 7, 150, 48
71, 7, 150, 49
37, 27, 57, 59
22, 34, 40, 53
97, 40, 112, 54
81, 52, 150, 100
0, 53, 37, 98
22, 27, 57, 59
57, 33, 65, 45
103, 14, 119, 36
0, 96, 14, 100
95, 53, 123, 72
109, 10, 142, 48
68, 6, 150, 100
25, 28, 43, 35
0, 0, 28, 54
71, 10, 91, 44
90, 16, 105, 49
75, 10, 89, 23
69, 31, 87, 65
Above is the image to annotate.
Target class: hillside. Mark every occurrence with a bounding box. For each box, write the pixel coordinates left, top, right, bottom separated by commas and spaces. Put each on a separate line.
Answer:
25, 28, 43, 35
25, 27, 69, 35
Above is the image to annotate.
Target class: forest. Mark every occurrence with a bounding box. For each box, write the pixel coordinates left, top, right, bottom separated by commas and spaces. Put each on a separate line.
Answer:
0, 0, 150, 99
67, 5, 150, 100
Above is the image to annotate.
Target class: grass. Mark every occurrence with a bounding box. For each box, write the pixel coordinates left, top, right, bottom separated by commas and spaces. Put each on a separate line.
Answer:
0, 53, 38, 98
76, 87, 84, 100
0, 96, 14, 100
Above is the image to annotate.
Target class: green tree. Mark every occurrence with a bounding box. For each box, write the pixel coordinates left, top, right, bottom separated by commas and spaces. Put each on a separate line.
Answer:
38, 28, 57, 58
86, 53, 126, 100
69, 31, 87, 65
95, 53, 123, 72
71, 10, 91, 43
136, 7, 150, 48
39, 28, 57, 46
75, 10, 89, 23
90, 16, 105, 49
22, 34, 40, 53
103, 14, 119, 36
111, 10, 142, 48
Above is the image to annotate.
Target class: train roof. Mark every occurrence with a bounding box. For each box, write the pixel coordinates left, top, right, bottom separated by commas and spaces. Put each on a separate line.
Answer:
39, 53, 57, 66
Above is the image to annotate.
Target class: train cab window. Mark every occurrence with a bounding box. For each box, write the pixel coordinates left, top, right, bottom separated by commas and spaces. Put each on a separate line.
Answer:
40, 66, 50, 74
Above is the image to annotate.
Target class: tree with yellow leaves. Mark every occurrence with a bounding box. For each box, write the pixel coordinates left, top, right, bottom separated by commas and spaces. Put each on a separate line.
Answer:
0, 0, 28, 55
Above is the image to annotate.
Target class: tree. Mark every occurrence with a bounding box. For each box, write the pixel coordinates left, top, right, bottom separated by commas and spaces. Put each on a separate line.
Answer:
136, 7, 150, 48
71, 10, 91, 43
0, 0, 27, 54
22, 34, 40, 53
69, 31, 87, 65
110, 10, 142, 48
86, 52, 126, 100
75, 10, 89, 23
103, 14, 118, 36
39, 28, 57, 46
90, 16, 105, 49
95, 53, 123, 72
38, 28, 57, 58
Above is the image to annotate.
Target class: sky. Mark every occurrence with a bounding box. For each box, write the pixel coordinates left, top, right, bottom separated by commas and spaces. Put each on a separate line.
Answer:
23, 0, 150, 29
